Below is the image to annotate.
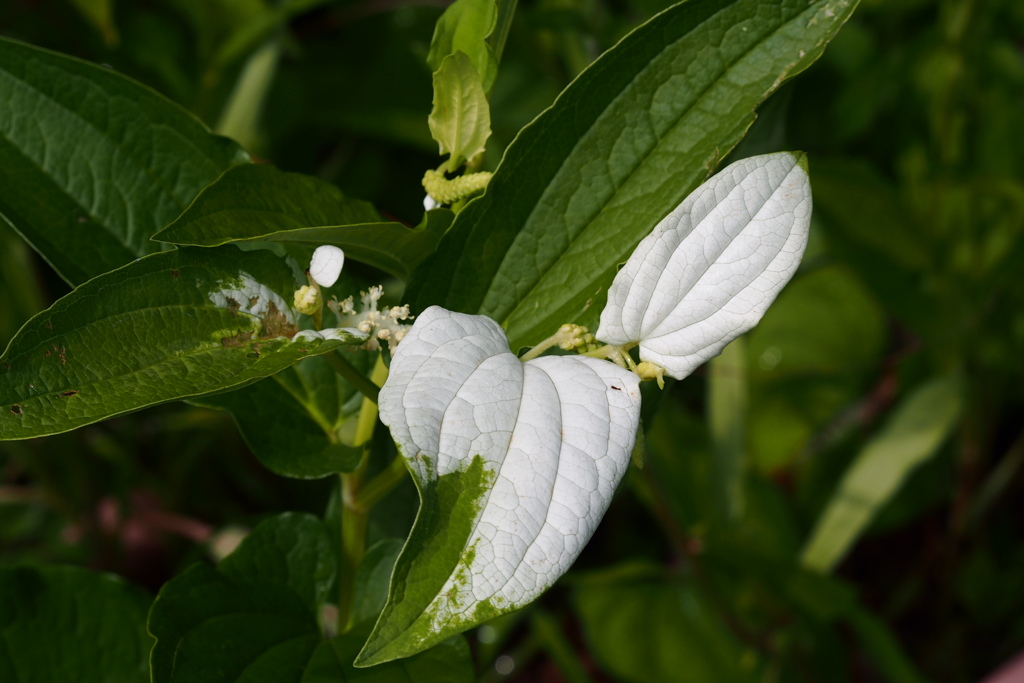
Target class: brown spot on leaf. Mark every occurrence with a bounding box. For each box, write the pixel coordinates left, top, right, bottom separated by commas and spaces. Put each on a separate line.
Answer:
171, 269, 179, 278
611, 385, 622, 391
221, 331, 252, 348
259, 302, 297, 339
10, 404, 22, 415
225, 297, 240, 317
60, 390, 78, 398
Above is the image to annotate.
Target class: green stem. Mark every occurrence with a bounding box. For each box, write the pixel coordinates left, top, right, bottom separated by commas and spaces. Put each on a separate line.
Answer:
324, 351, 380, 404
335, 356, 389, 633
358, 453, 409, 512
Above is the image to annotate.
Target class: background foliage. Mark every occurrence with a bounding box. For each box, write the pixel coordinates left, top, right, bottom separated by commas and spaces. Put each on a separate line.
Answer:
1, 0, 1023, 681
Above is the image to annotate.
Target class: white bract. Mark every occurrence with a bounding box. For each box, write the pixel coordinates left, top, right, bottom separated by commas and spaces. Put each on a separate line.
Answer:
597, 152, 812, 379
364, 306, 640, 663
309, 245, 345, 287
365, 152, 812, 664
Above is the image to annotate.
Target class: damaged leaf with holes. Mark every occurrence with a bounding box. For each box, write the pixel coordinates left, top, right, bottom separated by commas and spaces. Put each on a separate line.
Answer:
0, 246, 367, 440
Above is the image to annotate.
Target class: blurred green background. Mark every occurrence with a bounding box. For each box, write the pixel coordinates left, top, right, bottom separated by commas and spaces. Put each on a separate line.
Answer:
2, 0, 1023, 681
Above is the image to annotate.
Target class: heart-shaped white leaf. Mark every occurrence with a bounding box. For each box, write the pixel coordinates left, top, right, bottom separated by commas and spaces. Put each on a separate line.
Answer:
359, 306, 640, 666
596, 152, 812, 380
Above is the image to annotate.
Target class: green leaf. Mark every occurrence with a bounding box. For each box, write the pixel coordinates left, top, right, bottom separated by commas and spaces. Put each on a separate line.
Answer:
410, 0, 859, 353
301, 632, 474, 683
155, 164, 451, 280
427, 0, 498, 91
429, 52, 492, 172
0, 246, 367, 441
0, 564, 152, 683
149, 513, 333, 683
800, 376, 963, 572
0, 37, 249, 286
351, 539, 405, 629
708, 337, 748, 520
573, 567, 754, 683
193, 357, 366, 479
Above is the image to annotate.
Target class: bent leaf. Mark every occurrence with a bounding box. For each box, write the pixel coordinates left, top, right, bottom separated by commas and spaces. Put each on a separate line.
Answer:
359, 306, 641, 665
0, 37, 248, 285
0, 246, 367, 441
155, 164, 450, 280
597, 152, 812, 380
410, 0, 857, 353
429, 52, 492, 172
800, 376, 963, 573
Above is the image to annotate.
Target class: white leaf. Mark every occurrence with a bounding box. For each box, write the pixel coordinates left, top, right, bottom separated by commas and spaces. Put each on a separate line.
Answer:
365, 306, 641, 664
596, 152, 812, 380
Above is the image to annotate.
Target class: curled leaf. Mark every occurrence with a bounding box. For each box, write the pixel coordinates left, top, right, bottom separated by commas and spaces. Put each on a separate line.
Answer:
360, 306, 640, 665
597, 152, 812, 379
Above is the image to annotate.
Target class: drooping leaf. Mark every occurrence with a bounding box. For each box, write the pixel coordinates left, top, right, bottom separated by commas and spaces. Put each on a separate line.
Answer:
0, 564, 152, 683
191, 366, 364, 479
800, 376, 963, 572
358, 306, 641, 665
149, 513, 333, 683
597, 152, 812, 379
428, 52, 492, 172
410, 0, 858, 353
0, 37, 249, 285
427, 0, 498, 91
0, 246, 367, 441
155, 164, 451, 280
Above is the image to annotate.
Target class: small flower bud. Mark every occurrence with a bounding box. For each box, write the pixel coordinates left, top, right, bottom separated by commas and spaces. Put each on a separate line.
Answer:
310, 245, 345, 287
293, 285, 321, 316
634, 361, 667, 389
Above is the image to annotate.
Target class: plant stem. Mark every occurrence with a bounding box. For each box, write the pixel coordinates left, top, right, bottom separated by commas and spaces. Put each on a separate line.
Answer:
325, 351, 379, 403
336, 356, 389, 633
358, 453, 409, 512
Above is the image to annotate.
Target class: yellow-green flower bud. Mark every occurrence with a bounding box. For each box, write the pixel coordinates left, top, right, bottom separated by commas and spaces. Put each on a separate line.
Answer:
294, 285, 321, 316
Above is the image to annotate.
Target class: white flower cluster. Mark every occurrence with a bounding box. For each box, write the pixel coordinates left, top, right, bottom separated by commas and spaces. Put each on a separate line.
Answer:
329, 285, 413, 351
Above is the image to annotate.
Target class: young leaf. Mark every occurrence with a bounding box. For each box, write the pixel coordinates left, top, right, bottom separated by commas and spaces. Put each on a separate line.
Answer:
0, 37, 248, 285
358, 306, 641, 666
429, 52, 492, 173
427, 0, 498, 91
800, 376, 963, 572
0, 564, 152, 683
410, 0, 858, 353
596, 152, 811, 380
0, 246, 367, 441
149, 513, 333, 683
155, 165, 453, 280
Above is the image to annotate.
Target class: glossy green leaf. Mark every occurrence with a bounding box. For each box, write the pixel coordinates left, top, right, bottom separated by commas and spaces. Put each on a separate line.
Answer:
0, 246, 367, 441
301, 632, 474, 683
0, 37, 248, 285
351, 539, 405, 629
427, 0, 498, 91
193, 356, 366, 479
0, 564, 152, 683
573, 568, 754, 683
410, 0, 859, 352
800, 376, 963, 572
429, 52, 492, 172
155, 164, 450, 280
149, 513, 333, 683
